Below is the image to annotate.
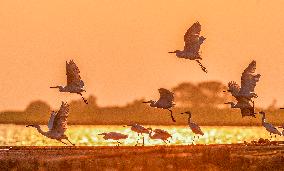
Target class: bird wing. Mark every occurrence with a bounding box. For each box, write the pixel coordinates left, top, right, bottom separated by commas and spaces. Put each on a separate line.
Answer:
184, 22, 203, 53
66, 60, 84, 88
228, 81, 240, 98
47, 111, 56, 131
51, 102, 69, 135
236, 97, 252, 108
239, 61, 261, 96
154, 129, 168, 135
158, 88, 174, 107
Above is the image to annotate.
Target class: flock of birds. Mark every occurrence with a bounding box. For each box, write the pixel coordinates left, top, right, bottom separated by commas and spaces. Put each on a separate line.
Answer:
26, 21, 284, 146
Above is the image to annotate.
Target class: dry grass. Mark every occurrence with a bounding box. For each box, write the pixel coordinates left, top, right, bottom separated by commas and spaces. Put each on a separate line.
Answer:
0, 145, 284, 170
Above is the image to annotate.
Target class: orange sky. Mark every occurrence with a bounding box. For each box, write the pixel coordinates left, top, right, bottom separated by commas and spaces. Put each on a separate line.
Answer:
1, 0, 284, 110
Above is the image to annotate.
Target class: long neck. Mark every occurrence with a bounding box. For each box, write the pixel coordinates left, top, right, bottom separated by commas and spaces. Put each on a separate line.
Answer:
32, 125, 48, 137
188, 115, 191, 124
148, 129, 153, 138
261, 114, 266, 124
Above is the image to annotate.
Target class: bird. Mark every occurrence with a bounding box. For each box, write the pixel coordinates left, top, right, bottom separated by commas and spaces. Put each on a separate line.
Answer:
147, 128, 172, 144
98, 132, 128, 146
224, 100, 256, 118
125, 123, 150, 146
50, 60, 88, 104
259, 111, 281, 138
26, 102, 74, 146
224, 60, 261, 101
224, 60, 260, 118
181, 111, 204, 141
143, 88, 176, 122
168, 21, 207, 73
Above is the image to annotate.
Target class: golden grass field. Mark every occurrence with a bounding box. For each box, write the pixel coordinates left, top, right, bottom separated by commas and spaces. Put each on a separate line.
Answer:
1, 145, 284, 170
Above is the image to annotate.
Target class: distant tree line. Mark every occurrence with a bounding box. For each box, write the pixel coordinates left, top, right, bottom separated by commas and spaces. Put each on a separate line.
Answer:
0, 81, 282, 126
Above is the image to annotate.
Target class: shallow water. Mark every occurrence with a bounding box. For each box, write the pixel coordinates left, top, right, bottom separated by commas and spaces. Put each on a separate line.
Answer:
0, 124, 283, 146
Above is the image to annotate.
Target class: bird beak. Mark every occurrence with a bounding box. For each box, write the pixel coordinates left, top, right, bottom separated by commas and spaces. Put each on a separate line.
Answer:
142, 101, 151, 103
168, 51, 175, 53
50, 86, 59, 88
26, 125, 33, 127
280, 108, 284, 109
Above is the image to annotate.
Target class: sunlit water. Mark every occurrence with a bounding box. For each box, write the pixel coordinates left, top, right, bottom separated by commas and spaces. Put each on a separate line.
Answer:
0, 124, 283, 146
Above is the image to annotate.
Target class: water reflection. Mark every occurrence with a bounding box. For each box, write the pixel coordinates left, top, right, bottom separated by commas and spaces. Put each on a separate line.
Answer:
0, 125, 283, 146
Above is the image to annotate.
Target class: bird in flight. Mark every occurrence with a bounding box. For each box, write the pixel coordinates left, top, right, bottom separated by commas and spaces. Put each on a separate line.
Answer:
143, 88, 176, 122
26, 102, 74, 146
224, 60, 261, 118
169, 21, 207, 73
50, 60, 88, 104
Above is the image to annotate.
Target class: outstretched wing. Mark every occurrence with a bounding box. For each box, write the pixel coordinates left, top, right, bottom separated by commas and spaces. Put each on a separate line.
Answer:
239, 60, 261, 96
157, 88, 174, 107
47, 111, 56, 131
51, 102, 69, 135
228, 81, 240, 98
184, 22, 204, 53
66, 60, 84, 88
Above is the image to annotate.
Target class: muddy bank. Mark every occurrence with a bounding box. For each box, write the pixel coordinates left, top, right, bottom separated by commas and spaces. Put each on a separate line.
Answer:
0, 144, 283, 170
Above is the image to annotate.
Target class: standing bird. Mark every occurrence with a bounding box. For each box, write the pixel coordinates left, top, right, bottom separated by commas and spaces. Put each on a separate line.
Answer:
50, 60, 88, 104
224, 60, 261, 118
147, 128, 172, 144
181, 111, 204, 140
98, 132, 128, 146
259, 111, 281, 138
143, 88, 176, 122
26, 102, 74, 146
169, 21, 207, 73
126, 123, 150, 146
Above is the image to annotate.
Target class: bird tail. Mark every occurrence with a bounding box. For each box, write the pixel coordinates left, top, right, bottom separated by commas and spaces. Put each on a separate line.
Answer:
196, 60, 208, 73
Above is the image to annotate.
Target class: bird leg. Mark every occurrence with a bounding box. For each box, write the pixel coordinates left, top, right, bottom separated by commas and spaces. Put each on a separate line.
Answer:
59, 140, 68, 146
163, 140, 167, 144
77, 93, 88, 104
142, 136, 145, 146
196, 60, 208, 73
167, 109, 176, 122
65, 138, 75, 146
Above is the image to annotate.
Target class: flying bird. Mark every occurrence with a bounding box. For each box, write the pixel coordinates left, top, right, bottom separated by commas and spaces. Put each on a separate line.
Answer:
169, 21, 207, 73
26, 102, 74, 146
126, 123, 150, 146
224, 60, 261, 118
181, 111, 204, 140
259, 111, 281, 138
143, 88, 176, 122
225, 60, 261, 101
98, 132, 128, 146
147, 128, 172, 144
50, 60, 88, 104
224, 99, 256, 118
